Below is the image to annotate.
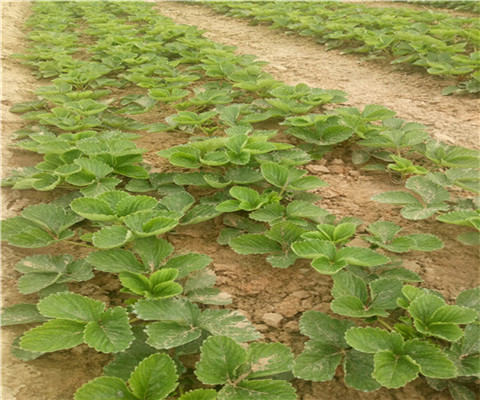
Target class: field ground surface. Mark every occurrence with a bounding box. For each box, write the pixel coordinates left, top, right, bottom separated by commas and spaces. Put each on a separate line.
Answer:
1, 1, 479, 400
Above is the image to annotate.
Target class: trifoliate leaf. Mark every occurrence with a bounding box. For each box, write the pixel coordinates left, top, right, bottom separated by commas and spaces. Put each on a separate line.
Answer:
195, 336, 247, 385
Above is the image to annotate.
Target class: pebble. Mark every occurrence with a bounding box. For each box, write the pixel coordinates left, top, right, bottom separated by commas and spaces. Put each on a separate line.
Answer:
307, 165, 330, 174
261, 312, 283, 328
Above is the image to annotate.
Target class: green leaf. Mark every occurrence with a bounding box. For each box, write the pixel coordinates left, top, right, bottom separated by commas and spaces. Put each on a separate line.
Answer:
11, 335, 45, 361
22, 203, 82, 236
195, 336, 247, 385
331, 296, 388, 318
124, 211, 179, 237
371, 191, 420, 205
404, 340, 456, 379
128, 353, 178, 400
457, 287, 480, 313
261, 162, 289, 188
179, 389, 218, 400
199, 309, 260, 342
293, 341, 343, 381
87, 249, 147, 273
291, 239, 336, 259
134, 298, 200, 323
299, 311, 354, 347
343, 350, 381, 392
406, 234, 444, 251
116, 195, 158, 217
345, 327, 404, 353
369, 278, 403, 310
83, 307, 133, 353
336, 246, 389, 266
20, 319, 86, 352
103, 327, 157, 380
448, 382, 476, 400
92, 225, 133, 249
132, 237, 173, 271
38, 292, 104, 322
245, 342, 293, 379
409, 294, 477, 341
164, 253, 212, 279
74, 158, 113, 180
332, 271, 368, 303
1, 304, 49, 326
219, 379, 296, 400
145, 321, 201, 349
230, 234, 282, 254
372, 351, 420, 389
75, 377, 137, 400
159, 192, 195, 214
16, 254, 93, 294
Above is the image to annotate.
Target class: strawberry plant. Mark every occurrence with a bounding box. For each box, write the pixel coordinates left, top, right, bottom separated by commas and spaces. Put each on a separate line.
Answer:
2, 1, 479, 399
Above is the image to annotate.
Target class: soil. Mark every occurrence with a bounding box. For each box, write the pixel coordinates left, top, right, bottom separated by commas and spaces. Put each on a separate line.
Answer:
1, 2, 479, 400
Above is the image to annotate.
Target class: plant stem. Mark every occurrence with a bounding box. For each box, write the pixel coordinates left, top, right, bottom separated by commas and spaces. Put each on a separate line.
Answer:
378, 318, 394, 331
65, 240, 96, 249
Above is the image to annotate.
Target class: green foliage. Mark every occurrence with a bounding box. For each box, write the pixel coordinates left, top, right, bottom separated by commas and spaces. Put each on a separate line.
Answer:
364, 221, 443, 252
75, 354, 178, 400
196, 336, 296, 400
20, 292, 133, 354
372, 175, 450, 220
134, 298, 260, 350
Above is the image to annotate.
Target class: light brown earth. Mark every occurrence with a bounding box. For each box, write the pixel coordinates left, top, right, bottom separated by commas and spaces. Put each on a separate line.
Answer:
1, 2, 479, 400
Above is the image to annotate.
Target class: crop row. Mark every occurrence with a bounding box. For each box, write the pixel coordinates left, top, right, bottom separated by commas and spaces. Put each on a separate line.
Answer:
408, 1, 480, 14
1, 2, 479, 400
206, 1, 480, 95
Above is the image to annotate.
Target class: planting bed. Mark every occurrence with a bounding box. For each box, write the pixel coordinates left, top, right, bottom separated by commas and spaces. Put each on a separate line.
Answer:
1, 2, 479, 400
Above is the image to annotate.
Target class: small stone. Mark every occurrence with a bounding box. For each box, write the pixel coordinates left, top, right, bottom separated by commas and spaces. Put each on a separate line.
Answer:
254, 324, 270, 332
276, 296, 302, 318
284, 320, 299, 332
307, 165, 330, 174
262, 312, 283, 328
331, 158, 344, 165
291, 290, 310, 299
